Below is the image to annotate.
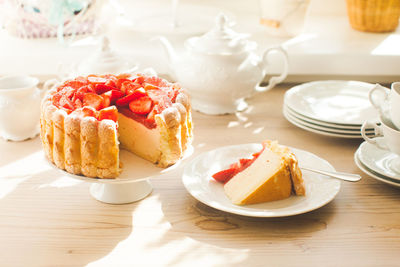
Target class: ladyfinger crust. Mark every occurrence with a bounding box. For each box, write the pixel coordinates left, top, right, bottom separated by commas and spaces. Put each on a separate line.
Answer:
80, 117, 99, 178
64, 115, 82, 174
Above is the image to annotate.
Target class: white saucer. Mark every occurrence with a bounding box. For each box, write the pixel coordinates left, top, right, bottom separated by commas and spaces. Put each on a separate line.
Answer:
283, 108, 366, 139
182, 143, 341, 217
284, 80, 378, 125
356, 139, 400, 181
354, 150, 400, 188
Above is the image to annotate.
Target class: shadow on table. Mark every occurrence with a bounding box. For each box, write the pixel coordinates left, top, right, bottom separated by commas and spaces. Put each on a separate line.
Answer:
142, 169, 338, 266
0, 167, 135, 267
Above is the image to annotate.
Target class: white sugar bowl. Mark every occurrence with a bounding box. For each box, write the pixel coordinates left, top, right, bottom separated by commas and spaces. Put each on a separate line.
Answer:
158, 13, 289, 115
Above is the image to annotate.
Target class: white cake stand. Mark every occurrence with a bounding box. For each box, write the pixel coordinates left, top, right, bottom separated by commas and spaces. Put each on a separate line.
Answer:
49, 146, 193, 204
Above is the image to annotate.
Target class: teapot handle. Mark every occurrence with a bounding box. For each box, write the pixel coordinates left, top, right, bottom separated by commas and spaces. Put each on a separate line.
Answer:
255, 46, 289, 92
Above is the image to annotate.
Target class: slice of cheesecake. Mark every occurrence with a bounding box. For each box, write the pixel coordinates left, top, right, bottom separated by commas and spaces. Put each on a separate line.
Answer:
214, 140, 305, 205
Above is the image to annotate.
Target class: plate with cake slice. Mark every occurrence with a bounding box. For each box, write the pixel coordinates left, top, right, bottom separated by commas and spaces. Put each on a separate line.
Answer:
182, 141, 341, 217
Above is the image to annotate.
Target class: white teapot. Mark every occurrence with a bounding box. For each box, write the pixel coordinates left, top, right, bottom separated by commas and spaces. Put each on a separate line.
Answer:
158, 14, 289, 115
0, 76, 44, 141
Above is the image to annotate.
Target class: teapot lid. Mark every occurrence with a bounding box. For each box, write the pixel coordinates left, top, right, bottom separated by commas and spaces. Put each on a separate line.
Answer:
78, 36, 131, 75
186, 13, 253, 55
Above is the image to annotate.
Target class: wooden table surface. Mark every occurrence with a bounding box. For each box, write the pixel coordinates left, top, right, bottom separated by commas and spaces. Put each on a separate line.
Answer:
1, 84, 399, 267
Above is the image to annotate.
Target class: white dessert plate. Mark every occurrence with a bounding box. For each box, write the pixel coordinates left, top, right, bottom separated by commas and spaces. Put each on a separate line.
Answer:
284, 80, 378, 125
283, 107, 374, 136
182, 144, 341, 217
354, 150, 400, 188
283, 108, 366, 139
357, 138, 400, 181
284, 104, 375, 131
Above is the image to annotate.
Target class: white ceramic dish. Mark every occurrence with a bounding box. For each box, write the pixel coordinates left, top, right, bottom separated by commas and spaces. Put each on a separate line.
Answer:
357, 138, 400, 181
283, 108, 366, 139
284, 80, 378, 125
182, 143, 341, 217
283, 107, 375, 135
354, 150, 400, 188
284, 104, 375, 130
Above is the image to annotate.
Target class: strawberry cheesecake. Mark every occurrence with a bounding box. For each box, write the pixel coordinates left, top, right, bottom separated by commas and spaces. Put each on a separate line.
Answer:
212, 140, 305, 205
40, 73, 192, 178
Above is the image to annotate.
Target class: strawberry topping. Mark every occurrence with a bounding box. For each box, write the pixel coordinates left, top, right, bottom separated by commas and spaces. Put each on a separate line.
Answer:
51, 74, 182, 125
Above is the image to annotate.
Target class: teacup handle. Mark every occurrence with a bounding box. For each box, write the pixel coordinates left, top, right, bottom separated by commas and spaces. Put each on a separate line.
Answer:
361, 120, 387, 150
255, 46, 289, 92
369, 83, 389, 115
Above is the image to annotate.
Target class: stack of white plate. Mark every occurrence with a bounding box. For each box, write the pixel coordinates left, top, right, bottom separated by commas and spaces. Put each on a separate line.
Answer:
283, 80, 379, 138
355, 138, 400, 188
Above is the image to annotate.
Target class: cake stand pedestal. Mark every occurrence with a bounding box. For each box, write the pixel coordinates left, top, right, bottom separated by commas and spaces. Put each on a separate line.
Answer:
89, 179, 153, 204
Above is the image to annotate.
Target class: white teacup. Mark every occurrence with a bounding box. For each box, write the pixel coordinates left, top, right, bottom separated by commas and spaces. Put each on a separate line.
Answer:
361, 115, 400, 173
369, 82, 400, 130
0, 76, 44, 141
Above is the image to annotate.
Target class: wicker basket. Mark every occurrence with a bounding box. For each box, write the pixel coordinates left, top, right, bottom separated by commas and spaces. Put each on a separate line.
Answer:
346, 0, 400, 32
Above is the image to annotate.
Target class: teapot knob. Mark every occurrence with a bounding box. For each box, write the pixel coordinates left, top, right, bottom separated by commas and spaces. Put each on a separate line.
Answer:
216, 13, 228, 31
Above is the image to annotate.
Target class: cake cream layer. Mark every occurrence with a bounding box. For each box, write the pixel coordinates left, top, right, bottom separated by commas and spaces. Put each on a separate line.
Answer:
118, 112, 161, 165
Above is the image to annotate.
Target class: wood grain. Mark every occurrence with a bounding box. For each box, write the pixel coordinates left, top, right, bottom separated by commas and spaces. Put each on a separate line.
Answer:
0, 85, 399, 267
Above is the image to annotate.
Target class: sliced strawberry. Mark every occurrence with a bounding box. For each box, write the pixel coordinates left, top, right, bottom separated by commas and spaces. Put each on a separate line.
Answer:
212, 168, 237, 184
143, 83, 159, 90
116, 78, 131, 90
64, 79, 87, 90
121, 81, 142, 95
87, 76, 107, 84
146, 103, 162, 123
98, 106, 118, 122
101, 94, 111, 108
102, 89, 125, 104
71, 106, 97, 118
59, 86, 75, 99
129, 96, 153, 114
74, 98, 83, 109
95, 84, 115, 94
116, 73, 131, 80
144, 76, 167, 87
132, 75, 145, 85
116, 88, 147, 106
59, 95, 74, 110
104, 79, 117, 88
52, 92, 62, 107
83, 93, 104, 110
147, 89, 172, 108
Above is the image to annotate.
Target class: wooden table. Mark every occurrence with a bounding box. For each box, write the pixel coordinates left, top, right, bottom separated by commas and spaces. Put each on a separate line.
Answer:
1, 84, 399, 267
